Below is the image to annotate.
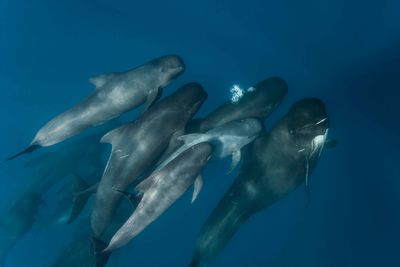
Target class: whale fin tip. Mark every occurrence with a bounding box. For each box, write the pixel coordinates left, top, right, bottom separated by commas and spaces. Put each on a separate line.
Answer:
227, 150, 241, 174
5, 144, 40, 162
116, 189, 143, 209
89, 72, 117, 88
101, 125, 128, 146
67, 174, 96, 224
92, 237, 112, 267
141, 88, 161, 114
191, 175, 204, 203
178, 133, 205, 145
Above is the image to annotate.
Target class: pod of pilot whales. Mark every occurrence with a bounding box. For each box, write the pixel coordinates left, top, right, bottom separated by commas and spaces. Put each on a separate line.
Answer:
2, 55, 336, 267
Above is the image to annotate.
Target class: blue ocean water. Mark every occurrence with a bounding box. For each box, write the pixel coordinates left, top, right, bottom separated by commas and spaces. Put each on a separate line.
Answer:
1, 0, 399, 266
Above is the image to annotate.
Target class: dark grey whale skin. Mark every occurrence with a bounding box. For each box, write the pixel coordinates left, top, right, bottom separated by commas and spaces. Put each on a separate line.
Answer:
188, 98, 330, 267
0, 193, 44, 267
6, 55, 185, 161
91, 82, 207, 237
187, 77, 288, 133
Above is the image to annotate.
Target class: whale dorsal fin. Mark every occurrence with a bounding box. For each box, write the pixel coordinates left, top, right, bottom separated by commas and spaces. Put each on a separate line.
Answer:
178, 133, 208, 145
135, 172, 160, 193
141, 88, 161, 114
157, 130, 185, 164
89, 72, 118, 88
191, 175, 203, 203
100, 125, 128, 146
116, 190, 143, 209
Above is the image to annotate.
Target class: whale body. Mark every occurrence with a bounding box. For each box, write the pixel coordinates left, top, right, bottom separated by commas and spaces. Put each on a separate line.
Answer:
6, 55, 185, 161
188, 98, 330, 267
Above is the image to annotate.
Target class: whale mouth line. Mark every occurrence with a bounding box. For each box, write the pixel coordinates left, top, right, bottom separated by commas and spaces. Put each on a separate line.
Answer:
295, 117, 328, 133
168, 65, 185, 73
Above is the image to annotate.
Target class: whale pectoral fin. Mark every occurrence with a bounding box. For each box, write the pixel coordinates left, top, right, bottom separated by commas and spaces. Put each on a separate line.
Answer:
227, 150, 241, 174
89, 72, 117, 88
154, 130, 190, 171
135, 172, 160, 193
142, 88, 160, 114
116, 190, 143, 210
191, 175, 203, 203
100, 125, 128, 146
158, 130, 185, 162
178, 133, 207, 145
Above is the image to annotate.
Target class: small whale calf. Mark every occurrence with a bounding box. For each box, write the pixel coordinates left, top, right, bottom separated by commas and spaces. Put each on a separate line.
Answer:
157, 118, 263, 173
0, 193, 45, 267
6, 55, 185, 161
104, 142, 213, 251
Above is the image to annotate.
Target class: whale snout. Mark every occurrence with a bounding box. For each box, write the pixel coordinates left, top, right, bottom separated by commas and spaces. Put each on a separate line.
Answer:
179, 83, 208, 111
159, 54, 186, 73
287, 98, 330, 146
254, 77, 288, 102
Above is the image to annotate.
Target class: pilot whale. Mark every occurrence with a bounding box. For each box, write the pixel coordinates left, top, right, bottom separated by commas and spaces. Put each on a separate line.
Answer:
91, 83, 207, 237
187, 77, 287, 133
0, 193, 45, 267
157, 118, 263, 173
188, 98, 330, 267
6, 55, 185, 161
104, 142, 213, 251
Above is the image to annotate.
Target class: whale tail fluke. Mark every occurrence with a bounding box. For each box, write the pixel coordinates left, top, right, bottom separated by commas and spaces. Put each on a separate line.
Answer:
5, 144, 40, 162
92, 237, 112, 267
67, 175, 98, 224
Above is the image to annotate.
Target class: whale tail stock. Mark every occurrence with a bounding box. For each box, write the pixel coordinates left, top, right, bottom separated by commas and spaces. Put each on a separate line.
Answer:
92, 237, 112, 267
5, 144, 41, 162
67, 175, 98, 224
188, 185, 255, 267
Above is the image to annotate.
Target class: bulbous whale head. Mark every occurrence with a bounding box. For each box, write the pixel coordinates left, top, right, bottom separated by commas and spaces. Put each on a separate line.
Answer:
241, 76, 288, 119
169, 82, 208, 120
287, 97, 330, 156
151, 54, 185, 87
232, 118, 264, 137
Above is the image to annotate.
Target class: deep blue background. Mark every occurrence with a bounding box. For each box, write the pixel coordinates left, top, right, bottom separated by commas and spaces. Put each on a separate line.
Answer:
1, 0, 399, 266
